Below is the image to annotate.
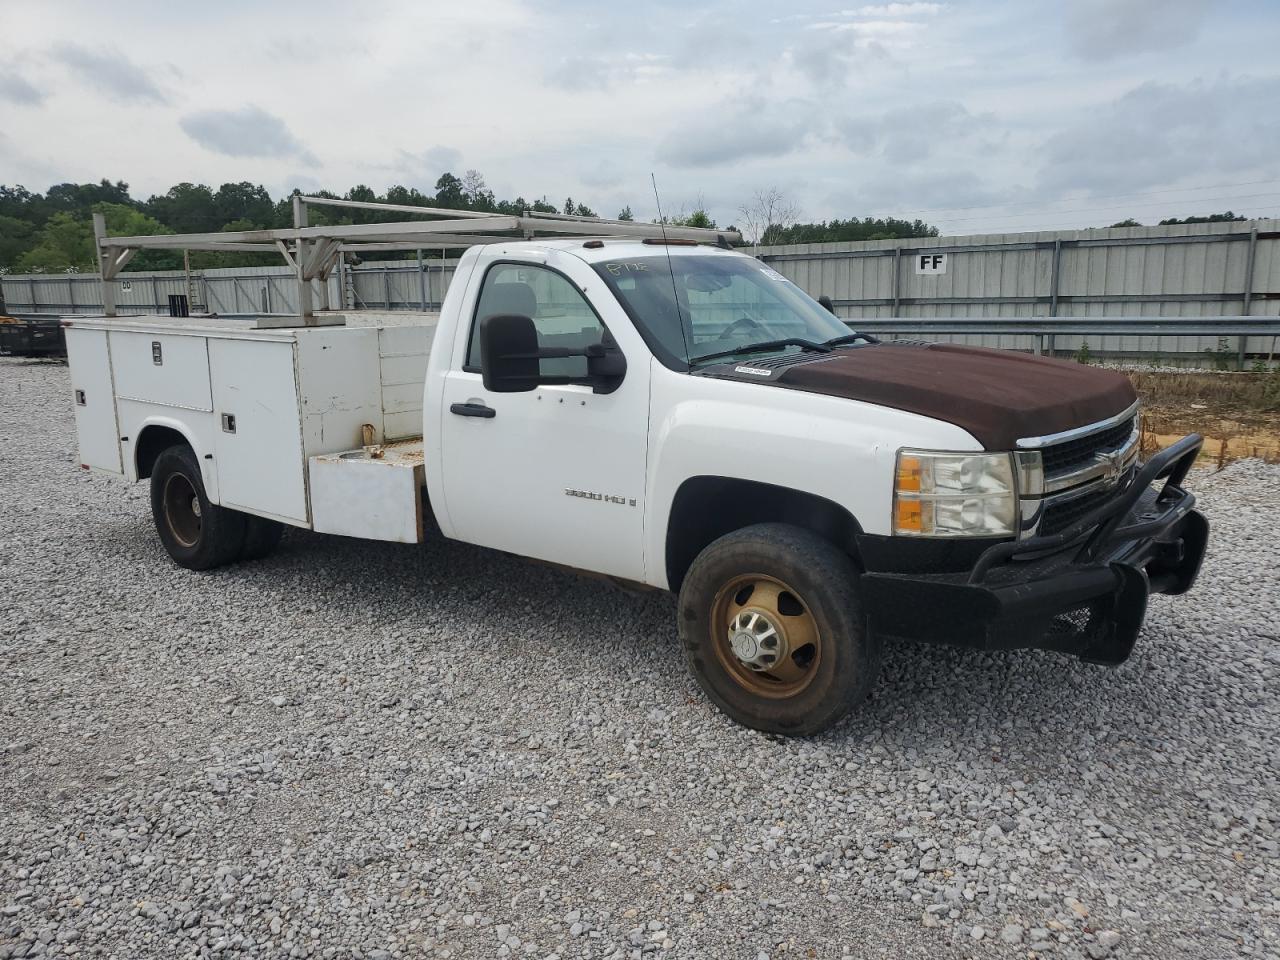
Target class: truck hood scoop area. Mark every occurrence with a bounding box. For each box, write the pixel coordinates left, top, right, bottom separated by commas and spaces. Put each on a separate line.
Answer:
701, 352, 839, 382
768, 341, 1137, 450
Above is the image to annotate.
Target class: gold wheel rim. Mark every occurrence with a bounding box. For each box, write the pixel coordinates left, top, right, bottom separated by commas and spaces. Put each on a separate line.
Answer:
162, 473, 202, 548
711, 574, 822, 699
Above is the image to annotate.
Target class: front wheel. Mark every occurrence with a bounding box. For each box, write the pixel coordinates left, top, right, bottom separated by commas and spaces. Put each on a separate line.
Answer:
150, 445, 246, 570
677, 523, 881, 736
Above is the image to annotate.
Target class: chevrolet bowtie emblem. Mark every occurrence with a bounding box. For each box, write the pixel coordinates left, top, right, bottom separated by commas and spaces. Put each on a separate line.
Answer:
1097, 450, 1123, 483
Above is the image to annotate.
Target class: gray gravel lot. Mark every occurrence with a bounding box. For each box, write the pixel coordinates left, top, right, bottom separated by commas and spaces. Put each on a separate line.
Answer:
1, 356, 1277, 960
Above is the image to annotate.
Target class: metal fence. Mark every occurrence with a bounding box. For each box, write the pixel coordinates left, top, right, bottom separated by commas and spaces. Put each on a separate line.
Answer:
0, 257, 461, 318
5, 218, 1280, 362
755, 218, 1280, 359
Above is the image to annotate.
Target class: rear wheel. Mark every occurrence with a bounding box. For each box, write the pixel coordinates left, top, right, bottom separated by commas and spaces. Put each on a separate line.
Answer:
677, 523, 880, 736
150, 445, 245, 570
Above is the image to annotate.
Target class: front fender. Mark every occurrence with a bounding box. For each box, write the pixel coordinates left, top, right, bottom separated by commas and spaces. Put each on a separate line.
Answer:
643, 366, 981, 589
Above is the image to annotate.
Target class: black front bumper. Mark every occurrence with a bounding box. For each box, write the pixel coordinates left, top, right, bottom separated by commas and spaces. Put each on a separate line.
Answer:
859, 434, 1209, 665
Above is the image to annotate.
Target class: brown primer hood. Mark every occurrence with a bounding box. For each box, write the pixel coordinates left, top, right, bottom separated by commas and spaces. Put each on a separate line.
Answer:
774, 342, 1136, 450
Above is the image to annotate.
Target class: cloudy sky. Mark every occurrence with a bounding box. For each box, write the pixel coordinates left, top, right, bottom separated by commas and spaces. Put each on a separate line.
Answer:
2, 0, 1279, 234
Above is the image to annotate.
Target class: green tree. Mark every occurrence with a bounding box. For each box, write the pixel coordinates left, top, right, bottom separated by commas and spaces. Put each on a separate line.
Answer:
617, 206, 634, 221
0, 175, 617, 271
213, 182, 274, 227
766, 216, 938, 244
0, 215, 35, 269
98, 203, 180, 270
14, 212, 94, 271
1158, 211, 1246, 225
45, 179, 131, 215
385, 184, 433, 209
672, 208, 715, 228
144, 182, 218, 232
434, 173, 466, 209
15, 203, 177, 272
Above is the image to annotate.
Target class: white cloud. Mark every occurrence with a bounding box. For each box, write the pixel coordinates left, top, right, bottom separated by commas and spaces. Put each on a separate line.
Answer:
0, 0, 1275, 232
545, 53, 670, 90
842, 3, 943, 15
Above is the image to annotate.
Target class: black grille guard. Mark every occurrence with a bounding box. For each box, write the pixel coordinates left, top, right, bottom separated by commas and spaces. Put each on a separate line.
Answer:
970, 433, 1204, 585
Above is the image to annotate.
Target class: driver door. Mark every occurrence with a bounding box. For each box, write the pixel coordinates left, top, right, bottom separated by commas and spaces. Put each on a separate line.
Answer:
438, 254, 650, 582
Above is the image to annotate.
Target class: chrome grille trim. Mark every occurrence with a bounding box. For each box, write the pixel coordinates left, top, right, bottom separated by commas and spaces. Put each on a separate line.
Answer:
1013, 404, 1143, 539
1042, 429, 1140, 494
1014, 400, 1140, 449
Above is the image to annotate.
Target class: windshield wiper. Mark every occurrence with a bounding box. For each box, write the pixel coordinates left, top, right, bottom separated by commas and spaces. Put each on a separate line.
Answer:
824, 331, 880, 346
689, 338, 833, 367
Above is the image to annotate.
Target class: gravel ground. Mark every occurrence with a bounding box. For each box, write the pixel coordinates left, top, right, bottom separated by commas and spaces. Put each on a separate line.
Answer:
1, 356, 1277, 960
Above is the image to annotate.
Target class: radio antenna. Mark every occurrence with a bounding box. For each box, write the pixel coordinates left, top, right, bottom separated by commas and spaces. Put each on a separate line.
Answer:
651, 173, 693, 364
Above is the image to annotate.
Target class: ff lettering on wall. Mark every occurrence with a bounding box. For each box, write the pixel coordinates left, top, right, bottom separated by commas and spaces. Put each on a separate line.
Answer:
914, 253, 947, 275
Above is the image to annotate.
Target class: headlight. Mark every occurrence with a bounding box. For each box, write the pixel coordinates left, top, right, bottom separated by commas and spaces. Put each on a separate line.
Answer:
893, 450, 1017, 537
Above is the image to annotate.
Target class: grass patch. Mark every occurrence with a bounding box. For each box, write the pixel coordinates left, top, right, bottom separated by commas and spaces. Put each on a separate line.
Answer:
1125, 369, 1280, 414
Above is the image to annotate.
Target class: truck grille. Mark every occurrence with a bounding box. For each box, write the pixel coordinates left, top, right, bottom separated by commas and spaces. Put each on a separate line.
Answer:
1040, 416, 1137, 475
1038, 485, 1116, 535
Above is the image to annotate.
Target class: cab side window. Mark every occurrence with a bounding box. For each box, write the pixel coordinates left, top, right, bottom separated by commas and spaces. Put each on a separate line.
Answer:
466, 263, 608, 377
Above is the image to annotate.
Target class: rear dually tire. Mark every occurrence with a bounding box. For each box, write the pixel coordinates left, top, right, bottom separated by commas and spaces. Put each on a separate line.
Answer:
149, 444, 246, 570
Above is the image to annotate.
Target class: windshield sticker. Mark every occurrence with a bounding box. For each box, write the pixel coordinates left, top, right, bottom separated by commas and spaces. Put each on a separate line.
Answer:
605, 262, 649, 276
759, 266, 791, 283
734, 366, 772, 377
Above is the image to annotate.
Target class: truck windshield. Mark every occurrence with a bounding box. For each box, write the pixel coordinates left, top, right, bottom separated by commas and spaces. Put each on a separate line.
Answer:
592, 254, 852, 369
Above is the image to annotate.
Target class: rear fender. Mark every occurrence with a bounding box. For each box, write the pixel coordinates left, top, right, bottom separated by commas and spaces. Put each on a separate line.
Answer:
128, 415, 220, 504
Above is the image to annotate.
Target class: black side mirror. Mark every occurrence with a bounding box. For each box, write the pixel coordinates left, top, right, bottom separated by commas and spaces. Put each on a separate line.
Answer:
818, 295, 836, 314
479, 313, 628, 395
479, 314, 540, 393
585, 343, 626, 394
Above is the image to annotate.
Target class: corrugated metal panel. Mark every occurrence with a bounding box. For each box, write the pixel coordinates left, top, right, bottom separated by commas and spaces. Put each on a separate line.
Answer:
1, 257, 461, 317
754, 218, 1280, 356
4, 221, 1278, 360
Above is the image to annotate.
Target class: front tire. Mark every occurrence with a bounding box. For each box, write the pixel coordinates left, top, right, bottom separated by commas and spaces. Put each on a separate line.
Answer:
150, 445, 246, 570
677, 523, 880, 736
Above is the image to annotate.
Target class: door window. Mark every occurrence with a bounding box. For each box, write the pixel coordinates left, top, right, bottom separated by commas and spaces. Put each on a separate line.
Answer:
466, 263, 608, 378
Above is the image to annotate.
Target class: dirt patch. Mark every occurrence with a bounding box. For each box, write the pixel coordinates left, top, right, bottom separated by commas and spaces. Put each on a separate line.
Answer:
1128, 370, 1280, 465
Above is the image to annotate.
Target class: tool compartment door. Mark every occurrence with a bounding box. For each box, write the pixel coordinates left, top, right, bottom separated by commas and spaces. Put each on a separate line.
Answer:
208, 337, 308, 524
108, 331, 213, 411
64, 327, 123, 473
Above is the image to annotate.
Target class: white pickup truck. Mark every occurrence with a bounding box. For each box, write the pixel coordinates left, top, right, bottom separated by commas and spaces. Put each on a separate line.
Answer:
64, 235, 1209, 735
